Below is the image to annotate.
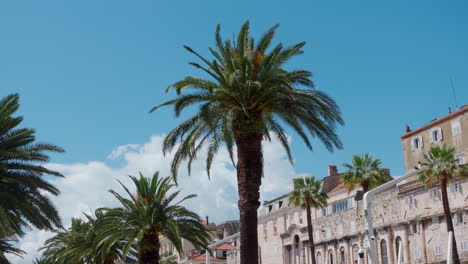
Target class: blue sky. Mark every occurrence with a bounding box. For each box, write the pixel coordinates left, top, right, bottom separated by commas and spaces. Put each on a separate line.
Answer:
1, 0, 467, 177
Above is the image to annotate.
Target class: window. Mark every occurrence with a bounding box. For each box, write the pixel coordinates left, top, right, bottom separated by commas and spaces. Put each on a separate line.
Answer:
413, 248, 421, 259
299, 213, 303, 224
452, 119, 462, 136
411, 136, 424, 151
273, 221, 277, 235
328, 250, 334, 264
278, 201, 283, 208
432, 216, 440, 229
450, 182, 462, 194
339, 247, 346, 264
268, 205, 273, 212
430, 128, 443, 143
395, 237, 402, 261
434, 245, 442, 256
456, 153, 465, 165
263, 224, 267, 238
430, 188, 439, 200
405, 195, 417, 208
317, 252, 322, 264
353, 245, 359, 264
454, 212, 463, 225
334, 199, 349, 213
380, 240, 388, 264
461, 240, 468, 252
409, 222, 418, 234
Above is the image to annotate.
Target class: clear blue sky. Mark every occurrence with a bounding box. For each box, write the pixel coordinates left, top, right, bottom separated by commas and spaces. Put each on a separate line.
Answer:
1, 0, 467, 177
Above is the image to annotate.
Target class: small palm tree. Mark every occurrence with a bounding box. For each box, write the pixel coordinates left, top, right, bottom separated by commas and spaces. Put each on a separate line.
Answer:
289, 177, 327, 264
102, 172, 212, 264
40, 211, 133, 264
151, 21, 343, 264
0, 238, 25, 264
0, 94, 64, 260
418, 145, 468, 264
341, 153, 391, 193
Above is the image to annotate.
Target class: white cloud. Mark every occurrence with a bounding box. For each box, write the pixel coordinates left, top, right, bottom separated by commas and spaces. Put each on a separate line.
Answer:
8, 134, 299, 263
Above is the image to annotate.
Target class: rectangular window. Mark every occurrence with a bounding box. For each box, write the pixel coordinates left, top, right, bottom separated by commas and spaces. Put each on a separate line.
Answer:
405, 195, 417, 208
452, 119, 462, 136
278, 201, 283, 208
430, 128, 443, 143
455, 153, 465, 165
461, 240, 468, 252
299, 213, 303, 224
435, 245, 442, 256
450, 182, 462, 194
454, 212, 463, 225
268, 205, 273, 212
414, 248, 421, 259
273, 221, 277, 235
430, 188, 439, 200
409, 223, 418, 234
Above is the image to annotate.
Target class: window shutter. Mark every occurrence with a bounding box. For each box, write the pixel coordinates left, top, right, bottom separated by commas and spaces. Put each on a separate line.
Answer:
418, 135, 424, 148
430, 131, 435, 143
411, 139, 415, 151
449, 183, 456, 193
437, 128, 443, 141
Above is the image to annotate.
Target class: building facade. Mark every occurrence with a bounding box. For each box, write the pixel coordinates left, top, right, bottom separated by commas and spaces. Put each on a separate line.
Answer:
226, 105, 468, 264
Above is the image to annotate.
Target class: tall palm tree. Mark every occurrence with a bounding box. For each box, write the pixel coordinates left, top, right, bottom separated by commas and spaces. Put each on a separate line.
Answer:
0, 94, 64, 260
341, 153, 391, 193
289, 176, 327, 264
418, 145, 467, 264
151, 21, 343, 264
102, 172, 212, 264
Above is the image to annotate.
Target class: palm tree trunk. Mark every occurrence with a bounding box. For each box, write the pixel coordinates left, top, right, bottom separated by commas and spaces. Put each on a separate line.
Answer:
139, 229, 161, 264
235, 128, 263, 264
440, 176, 460, 264
306, 201, 316, 264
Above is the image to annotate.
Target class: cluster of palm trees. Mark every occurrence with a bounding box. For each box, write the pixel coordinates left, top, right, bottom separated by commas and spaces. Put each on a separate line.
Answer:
1, 20, 466, 264
37, 172, 212, 264
289, 150, 467, 264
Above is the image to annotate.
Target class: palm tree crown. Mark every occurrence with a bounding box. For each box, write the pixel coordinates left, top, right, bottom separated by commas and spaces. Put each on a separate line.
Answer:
0, 94, 64, 262
341, 153, 391, 193
151, 21, 344, 179
289, 176, 328, 209
102, 172, 212, 264
418, 145, 467, 184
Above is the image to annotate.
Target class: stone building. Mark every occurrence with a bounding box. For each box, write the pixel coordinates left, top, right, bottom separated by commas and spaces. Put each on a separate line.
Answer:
226, 105, 468, 264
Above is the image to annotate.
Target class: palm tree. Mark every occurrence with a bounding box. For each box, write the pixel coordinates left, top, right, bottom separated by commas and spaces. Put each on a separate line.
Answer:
0, 94, 64, 260
40, 211, 133, 264
341, 153, 391, 193
418, 145, 468, 264
0, 238, 25, 264
289, 176, 327, 264
151, 21, 343, 264
102, 171, 212, 264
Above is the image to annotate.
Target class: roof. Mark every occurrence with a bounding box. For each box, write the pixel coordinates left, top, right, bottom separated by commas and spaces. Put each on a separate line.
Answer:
401, 104, 467, 139
214, 243, 236, 250
188, 253, 224, 261
322, 173, 343, 193
328, 183, 347, 194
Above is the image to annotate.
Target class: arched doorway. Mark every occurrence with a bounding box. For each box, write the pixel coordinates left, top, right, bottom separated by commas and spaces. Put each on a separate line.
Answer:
328, 249, 334, 264
395, 236, 402, 263
381, 239, 388, 264
317, 252, 322, 264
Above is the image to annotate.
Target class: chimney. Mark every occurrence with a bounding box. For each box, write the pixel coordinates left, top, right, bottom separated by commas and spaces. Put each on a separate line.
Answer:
328, 165, 338, 176
206, 216, 209, 225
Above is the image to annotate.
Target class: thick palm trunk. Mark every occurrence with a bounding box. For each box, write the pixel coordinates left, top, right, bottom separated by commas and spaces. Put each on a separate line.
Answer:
139, 229, 161, 264
440, 176, 460, 264
306, 202, 316, 264
235, 128, 263, 264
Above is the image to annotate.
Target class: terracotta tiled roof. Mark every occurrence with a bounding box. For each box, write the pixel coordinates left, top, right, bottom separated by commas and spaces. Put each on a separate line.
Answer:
214, 243, 235, 250
322, 173, 343, 193
328, 183, 347, 194
189, 253, 223, 261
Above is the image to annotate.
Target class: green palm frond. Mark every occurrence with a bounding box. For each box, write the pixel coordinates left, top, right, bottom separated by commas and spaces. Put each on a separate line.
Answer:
289, 176, 328, 209
341, 153, 391, 193
0, 94, 64, 259
151, 21, 344, 181
101, 171, 212, 262
418, 144, 468, 184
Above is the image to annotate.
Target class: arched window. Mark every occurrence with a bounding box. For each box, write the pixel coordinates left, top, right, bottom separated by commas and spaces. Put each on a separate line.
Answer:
294, 235, 300, 257
328, 249, 334, 264
381, 239, 388, 264
395, 236, 403, 262
317, 252, 322, 264
339, 247, 346, 263
352, 244, 359, 264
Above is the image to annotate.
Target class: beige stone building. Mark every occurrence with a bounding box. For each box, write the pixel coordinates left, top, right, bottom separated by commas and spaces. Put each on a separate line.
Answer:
226, 105, 468, 264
